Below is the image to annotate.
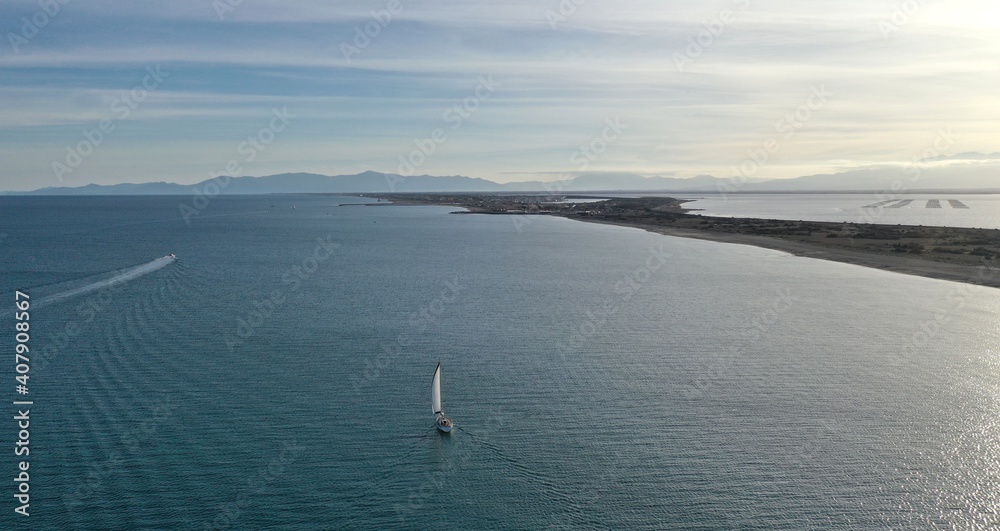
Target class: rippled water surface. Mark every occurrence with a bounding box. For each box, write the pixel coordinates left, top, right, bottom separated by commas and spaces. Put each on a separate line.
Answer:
1, 195, 998, 529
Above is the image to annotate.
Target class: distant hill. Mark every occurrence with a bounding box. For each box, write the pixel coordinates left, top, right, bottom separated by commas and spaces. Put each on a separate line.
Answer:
6, 159, 1000, 195
10, 171, 744, 195
747, 164, 1000, 192
12, 171, 505, 195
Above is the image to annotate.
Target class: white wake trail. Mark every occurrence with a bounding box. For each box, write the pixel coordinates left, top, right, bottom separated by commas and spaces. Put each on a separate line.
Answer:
34, 255, 177, 308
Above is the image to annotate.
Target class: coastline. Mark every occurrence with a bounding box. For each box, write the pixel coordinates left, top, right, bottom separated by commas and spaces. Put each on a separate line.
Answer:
364, 194, 1000, 290
572, 217, 1000, 289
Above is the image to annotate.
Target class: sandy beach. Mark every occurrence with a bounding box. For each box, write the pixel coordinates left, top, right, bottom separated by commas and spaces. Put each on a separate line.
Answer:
369, 193, 1000, 290
578, 217, 1000, 290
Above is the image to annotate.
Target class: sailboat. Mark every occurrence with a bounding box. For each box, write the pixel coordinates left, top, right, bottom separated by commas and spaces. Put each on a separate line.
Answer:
431, 362, 453, 433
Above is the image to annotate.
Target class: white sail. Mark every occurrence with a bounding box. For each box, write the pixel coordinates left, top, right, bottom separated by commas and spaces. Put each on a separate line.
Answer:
431, 363, 443, 415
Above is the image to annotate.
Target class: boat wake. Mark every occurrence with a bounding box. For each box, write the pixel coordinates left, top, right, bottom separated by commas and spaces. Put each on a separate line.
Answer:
33, 255, 177, 308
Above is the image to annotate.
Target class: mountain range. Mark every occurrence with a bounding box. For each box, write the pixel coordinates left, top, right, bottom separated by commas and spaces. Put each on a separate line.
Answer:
8, 156, 1000, 195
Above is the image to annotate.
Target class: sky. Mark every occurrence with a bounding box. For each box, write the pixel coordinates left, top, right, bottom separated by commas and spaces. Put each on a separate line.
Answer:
1, 0, 998, 191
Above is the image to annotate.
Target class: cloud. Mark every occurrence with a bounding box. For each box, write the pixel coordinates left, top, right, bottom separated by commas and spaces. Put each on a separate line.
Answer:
0, 0, 997, 189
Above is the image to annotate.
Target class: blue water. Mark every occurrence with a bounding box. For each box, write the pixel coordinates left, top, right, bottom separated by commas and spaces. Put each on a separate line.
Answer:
1, 195, 999, 529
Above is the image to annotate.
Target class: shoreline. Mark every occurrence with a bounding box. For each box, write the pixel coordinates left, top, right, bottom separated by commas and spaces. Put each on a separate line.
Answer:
572, 217, 1000, 289
364, 194, 1000, 289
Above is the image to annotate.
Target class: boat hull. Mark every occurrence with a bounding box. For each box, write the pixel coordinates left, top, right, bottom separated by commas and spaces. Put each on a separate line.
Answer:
436, 416, 453, 433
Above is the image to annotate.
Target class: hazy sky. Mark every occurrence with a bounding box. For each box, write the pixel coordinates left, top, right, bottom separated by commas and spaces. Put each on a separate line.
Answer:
1, 0, 998, 191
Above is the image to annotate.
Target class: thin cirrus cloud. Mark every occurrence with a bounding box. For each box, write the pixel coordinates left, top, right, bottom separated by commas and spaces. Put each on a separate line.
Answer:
0, 0, 997, 190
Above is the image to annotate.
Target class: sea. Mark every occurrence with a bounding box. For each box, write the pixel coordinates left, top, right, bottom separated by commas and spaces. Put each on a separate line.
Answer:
1, 194, 998, 529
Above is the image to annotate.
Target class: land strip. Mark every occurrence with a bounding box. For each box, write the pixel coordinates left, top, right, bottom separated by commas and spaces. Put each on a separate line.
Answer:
364, 194, 1000, 289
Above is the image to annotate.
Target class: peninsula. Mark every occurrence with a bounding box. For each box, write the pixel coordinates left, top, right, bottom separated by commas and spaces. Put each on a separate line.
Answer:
367, 194, 1000, 289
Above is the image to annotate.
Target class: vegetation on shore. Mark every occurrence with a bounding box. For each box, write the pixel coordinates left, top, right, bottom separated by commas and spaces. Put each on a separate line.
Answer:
367, 194, 1000, 270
